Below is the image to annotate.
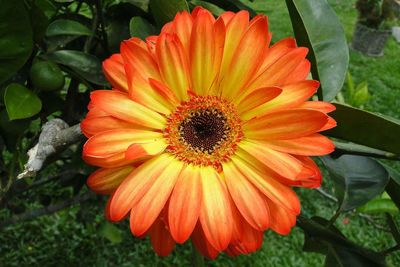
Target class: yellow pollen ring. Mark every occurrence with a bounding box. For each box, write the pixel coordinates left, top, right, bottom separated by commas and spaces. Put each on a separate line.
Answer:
164, 95, 243, 170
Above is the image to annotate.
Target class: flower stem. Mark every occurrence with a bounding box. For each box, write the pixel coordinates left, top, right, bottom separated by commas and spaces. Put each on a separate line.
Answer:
191, 243, 205, 267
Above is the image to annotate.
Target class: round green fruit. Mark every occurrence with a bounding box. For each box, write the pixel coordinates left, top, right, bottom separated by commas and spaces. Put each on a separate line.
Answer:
30, 60, 65, 92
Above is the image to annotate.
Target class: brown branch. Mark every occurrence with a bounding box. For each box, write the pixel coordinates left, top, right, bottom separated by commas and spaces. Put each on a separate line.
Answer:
17, 119, 84, 179
0, 191, 94, 229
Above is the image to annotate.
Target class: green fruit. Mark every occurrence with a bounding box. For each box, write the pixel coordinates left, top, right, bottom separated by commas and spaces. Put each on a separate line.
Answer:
30, 60, 65, 92
0, 109, 30, 135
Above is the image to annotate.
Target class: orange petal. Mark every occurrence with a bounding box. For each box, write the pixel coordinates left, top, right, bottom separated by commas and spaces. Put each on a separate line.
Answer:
294, 156, 322, 188
283, 59, 311, 85
223, 161, 270, 231
248, 47, 308, 90
121, 38, 161, 80
148, 216, 176, 257
148, 78, 179, 106
221, 15, 269, 100
103, 54, 128, 91
86, 105, 108, 118
124, 63, 173, 114
239, 140, 304, 179
172, 11, 193, 52
125, 140, 168, 161
257, 80, 320, 113
208, 17, 226, 95
189, 8, 216, 95
199, 167, 233, 251
232, 154, 301, 215
264, 133, 335, 156
220, 11, 235, 25
168, 165, 202, 243
156, 33, 190, 101
83, 151, 135, 168
87, 166, 134, 194
217, 11, 249, 92
130, 158, 183, 236
90, 90, 166, 129
298, 101, 336, 113
109, 154, 174, 221
191, 222, 219, 259
256, 37, 297, 77
266, 198, 296, 235
236, 87, 282, 119
83, 129, 162, 158
244, 109, 328, 140
80, 116, 138, 138
319, 116, 337, 131
226, 221, 263, 256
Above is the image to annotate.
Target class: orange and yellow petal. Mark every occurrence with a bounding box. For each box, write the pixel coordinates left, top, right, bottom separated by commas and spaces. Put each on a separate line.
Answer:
223, 161, 270, 231
109, 154, 175, 221
90, 90, 166, 129
244, 109, 328, 140
199, 167, 233, 251
103, 54, 128, 91
87, 166, 134, 194
168, 164, 202, 243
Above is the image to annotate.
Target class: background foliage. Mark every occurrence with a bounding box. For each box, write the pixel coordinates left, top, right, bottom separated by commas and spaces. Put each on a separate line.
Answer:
0, 0, 400, 266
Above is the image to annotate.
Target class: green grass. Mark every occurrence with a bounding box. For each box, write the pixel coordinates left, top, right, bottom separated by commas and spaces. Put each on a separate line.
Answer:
1, 0, 400, 266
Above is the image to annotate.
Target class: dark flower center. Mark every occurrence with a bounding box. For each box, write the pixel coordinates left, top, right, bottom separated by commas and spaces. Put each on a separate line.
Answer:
179, 109, 230, 153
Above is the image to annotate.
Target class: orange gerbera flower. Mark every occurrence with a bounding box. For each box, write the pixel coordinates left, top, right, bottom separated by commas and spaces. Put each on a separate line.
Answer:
81, 7, 336, 258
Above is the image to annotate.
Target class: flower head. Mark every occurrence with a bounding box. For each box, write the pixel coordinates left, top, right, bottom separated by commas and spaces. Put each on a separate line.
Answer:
82, 7, 336, 258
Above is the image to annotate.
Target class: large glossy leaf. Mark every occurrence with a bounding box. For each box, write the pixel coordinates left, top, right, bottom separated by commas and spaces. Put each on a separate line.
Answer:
0, 0, 33, 84
42, 50, 107, 86
299, 216, 386, 267
4, 83, 42, 120
321, 155, 389, 212
327, 103, 400, 155
285, 0, 349, 101
149, 0, 189, 26
46, 19, 92, 37
129, 17, 155, 39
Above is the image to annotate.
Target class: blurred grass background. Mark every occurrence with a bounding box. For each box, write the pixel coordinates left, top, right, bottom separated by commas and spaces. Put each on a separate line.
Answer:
1, 0, 400, 266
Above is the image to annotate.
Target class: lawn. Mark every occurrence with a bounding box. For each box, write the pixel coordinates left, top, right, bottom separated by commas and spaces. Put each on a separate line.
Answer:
1, 0, 400, 266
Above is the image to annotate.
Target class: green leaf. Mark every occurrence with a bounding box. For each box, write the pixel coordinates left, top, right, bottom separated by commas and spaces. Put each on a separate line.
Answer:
98, 222, 123, 244
0, 0, 33, 84
299, 216, 386, 267
35, 0, 57, 19
357, 198, 398, 214
333, 141, 399, 160
285, 0, 349, 101
200, 0, 256, 16
386, 213, 400, 246
129, 17, 155, 39
30, 1, 50, 43
320, 155, 389, 212
42, 50, 107, 85
352, 82, 370, 107
46, 19, 92, 37
189, 0, 225, 16
149, 0, 189, 26
327, 103, 400, 155
4, 83, 42, 120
